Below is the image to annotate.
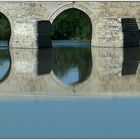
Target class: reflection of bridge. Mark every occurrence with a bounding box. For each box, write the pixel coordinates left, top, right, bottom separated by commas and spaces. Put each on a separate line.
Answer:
1, 1, 140, 97
0, 47, 140, 97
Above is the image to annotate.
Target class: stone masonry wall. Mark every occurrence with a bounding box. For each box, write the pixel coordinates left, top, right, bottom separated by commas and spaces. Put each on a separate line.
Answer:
0, 1, 140, 48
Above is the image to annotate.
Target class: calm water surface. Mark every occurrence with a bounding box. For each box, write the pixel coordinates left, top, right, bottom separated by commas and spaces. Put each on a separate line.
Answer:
0, 98, 140, 138
0, 40, 140, 138
52, 47, 92, 85
0, 40, 92, 85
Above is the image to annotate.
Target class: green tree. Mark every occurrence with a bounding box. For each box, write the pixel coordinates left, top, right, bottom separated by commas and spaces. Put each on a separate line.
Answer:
0, 13, 11, 40
52, 8, 92, 40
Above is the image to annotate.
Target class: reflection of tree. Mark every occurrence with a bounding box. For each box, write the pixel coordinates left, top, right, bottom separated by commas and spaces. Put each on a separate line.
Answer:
0, 49, 10, 82
52, 47, 92, 84
0, 13, 11, 40
52, 8, 92, 40
0, 49, 10, 65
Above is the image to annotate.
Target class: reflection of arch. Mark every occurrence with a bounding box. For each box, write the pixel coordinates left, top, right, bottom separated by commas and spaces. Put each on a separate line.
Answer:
52, 48, 92, 86
0, 7, 13, 46
0, 49, 11, 83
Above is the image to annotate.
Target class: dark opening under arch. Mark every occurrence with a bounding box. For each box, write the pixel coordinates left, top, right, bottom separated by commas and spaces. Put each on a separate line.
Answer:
0, 12, 11, 44
52, 8, 92, 41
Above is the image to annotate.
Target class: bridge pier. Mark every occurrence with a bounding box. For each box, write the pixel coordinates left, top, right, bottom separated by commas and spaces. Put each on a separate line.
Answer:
9, 18, 124, 48
10, 20, 37, 48
94, 18, 123, 47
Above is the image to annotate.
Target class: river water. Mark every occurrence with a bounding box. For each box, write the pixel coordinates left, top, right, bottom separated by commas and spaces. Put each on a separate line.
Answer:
0, 40, 140, 138
0, 40, 92, 85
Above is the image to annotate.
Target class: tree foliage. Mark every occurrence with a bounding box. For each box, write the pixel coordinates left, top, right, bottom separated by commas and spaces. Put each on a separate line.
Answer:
0, 49, 10, 65
0, 13, 11, 40
52, 8, 92, 40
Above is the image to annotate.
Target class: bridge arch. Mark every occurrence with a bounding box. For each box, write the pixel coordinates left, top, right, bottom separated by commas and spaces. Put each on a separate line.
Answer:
48, 4, 94, 86
49, 2, 96, 41
49, 3, 95, 22
0, 10, 12, 82
0, 6, 13, 47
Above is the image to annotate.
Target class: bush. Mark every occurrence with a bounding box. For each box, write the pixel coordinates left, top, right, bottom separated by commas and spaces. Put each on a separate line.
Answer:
0, 13, 11, 40
52, 8, 92, 40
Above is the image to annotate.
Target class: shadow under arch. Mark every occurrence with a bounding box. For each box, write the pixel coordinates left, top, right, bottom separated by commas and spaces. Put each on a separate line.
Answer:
0, 12, 11, 82
51, 7, 93, 85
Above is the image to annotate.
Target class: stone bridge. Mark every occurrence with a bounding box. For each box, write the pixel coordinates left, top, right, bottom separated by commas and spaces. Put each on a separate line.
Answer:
1, 1, 140, 98
0, 1, 140, 48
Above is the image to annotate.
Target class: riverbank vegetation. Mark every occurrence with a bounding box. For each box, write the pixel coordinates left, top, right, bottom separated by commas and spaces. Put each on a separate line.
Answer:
0, 13, 11, 40
52, 8, 92, 40
0, 9, 92, 41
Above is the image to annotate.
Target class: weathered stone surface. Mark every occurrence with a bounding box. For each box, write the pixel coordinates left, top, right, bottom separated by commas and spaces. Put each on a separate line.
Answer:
0, 1, 140, 48
11, 49, 38, 75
